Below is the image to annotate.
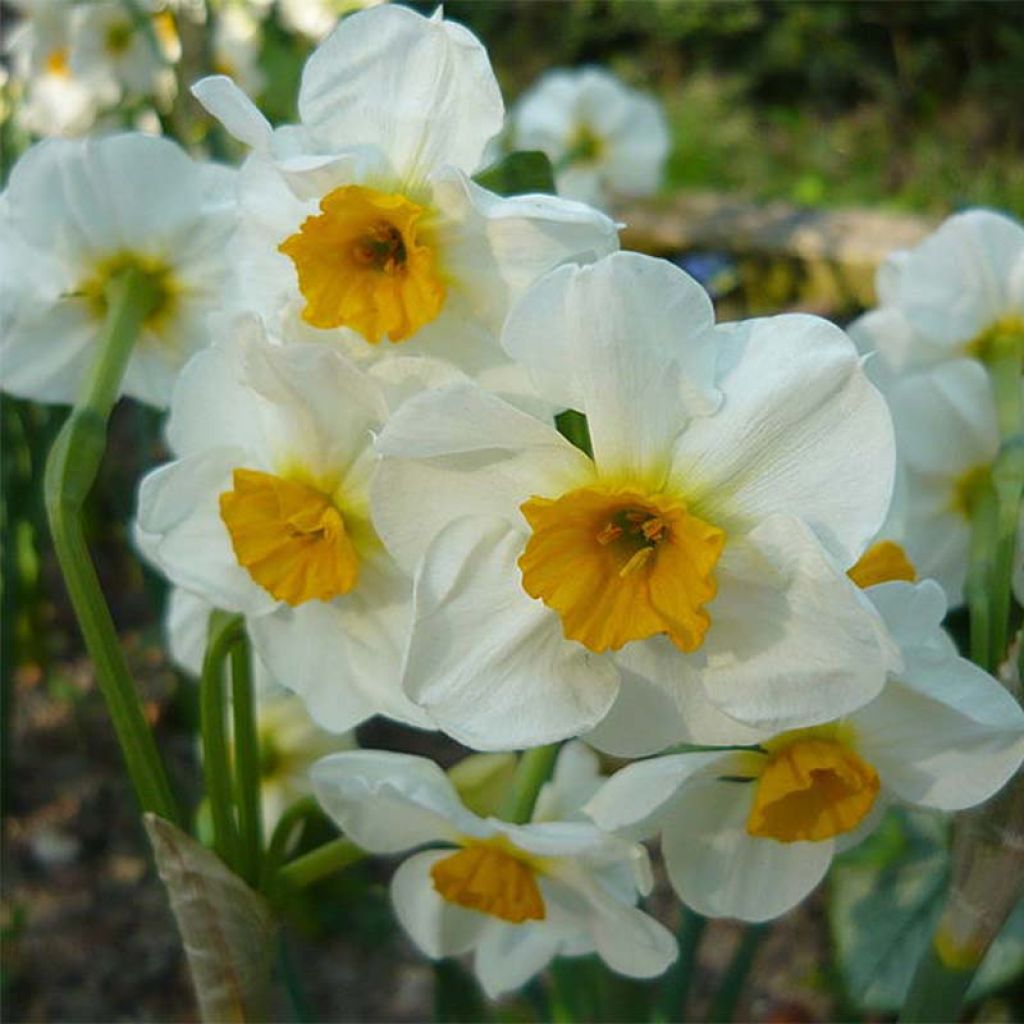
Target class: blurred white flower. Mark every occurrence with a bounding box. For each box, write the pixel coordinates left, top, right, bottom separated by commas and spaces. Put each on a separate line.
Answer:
312, 745, 676, 997
277, 0, 384, 42
191, 3, 618, 393
512, 66, 669, 210
374, 252, 897, 752
136, 316, 440, 733
850, 209, 1024, 375
211, 4, 264, 98
0, 133, 237, 406
587, 580, 1024, 922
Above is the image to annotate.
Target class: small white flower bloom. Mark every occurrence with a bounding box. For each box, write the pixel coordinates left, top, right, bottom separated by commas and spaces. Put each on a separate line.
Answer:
277, 0, 384, 42
868, 358, 999, 606
311, 745, 677, 997
211, 5, 264, 98
0, 133, 237, 407
5, 0, 107, 137
190, 4, 618, 389
586, 580, 1024, 922
167, 586, 355, 831
70, 1, 179, 106
585, 581, 1024, 925
136, 316, 439, 733
512, 66, 670, 210
373, 252, 898, 752
850, 209, 1024, 374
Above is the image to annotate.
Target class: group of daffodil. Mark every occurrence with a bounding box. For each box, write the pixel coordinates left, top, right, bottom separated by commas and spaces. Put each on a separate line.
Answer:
2, 2, 1023, 1008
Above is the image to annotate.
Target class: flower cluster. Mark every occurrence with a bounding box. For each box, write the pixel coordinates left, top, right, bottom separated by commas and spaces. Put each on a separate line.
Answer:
2, 2, 1022, 1005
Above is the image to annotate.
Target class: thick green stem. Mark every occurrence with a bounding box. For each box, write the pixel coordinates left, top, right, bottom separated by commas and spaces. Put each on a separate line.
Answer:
200, 610, 243, 870
707, 923, 768, 1023
277, 837, 364, 890
231, 634, 263, 887
657, 908, 708, 1022
260, 797, 322, 895
989, 438, 1024, 670
507, 744, 561, 825
43, 268, 179, 824
901, 777, 1024, 1022
965, 480, 998, 671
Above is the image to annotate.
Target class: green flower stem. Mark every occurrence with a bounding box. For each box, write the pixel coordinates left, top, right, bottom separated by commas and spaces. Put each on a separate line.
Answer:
707, 923, 768, 1023
656, 908, 708, 1022
507, 743, 561, 825
989, 437, 1024, 671
43, 267, 180, 825
200, 610, 244, 870
231, 632, 264, 887
965, 479, 998, 671
277, 837, 365, 891
259, 796, 323, 895
902, 778, 1024, 1022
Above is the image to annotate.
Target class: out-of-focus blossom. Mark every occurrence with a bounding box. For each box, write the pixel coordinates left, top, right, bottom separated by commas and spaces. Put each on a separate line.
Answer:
512, 67, 669, 210
211, 4, 265, 98
277, 0, 385, 42
374, 252, 897, 753
0, 133, 237, 406
588, 580, 1024, 921
312, 745, 677, 997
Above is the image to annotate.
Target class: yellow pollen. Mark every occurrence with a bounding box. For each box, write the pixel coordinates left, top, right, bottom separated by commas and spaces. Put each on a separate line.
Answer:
518, 486, 725, 653
219, 468, 359, 606
45, 47, 71, 77
966, 315, 1024, 364
952, 465, 991, 520
747, 738, 879, 843
431, 839, 545, 924
278, 184, 446, 344
846, 540, 917, 589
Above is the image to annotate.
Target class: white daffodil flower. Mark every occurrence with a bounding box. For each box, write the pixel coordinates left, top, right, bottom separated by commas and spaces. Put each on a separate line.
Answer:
311, 746, 677, 998
189, 4, 618, 389
5, 0, 108, 137
136, 316, 446, 734
373, 252, 898, 753
869, 358, 999, 606
586, 580, 1024, 922
0, 133, 237, 407
849, 209, 1024, 374
511, 66, 670, 210
166, 586, 354, 831
70, 1, 179, 106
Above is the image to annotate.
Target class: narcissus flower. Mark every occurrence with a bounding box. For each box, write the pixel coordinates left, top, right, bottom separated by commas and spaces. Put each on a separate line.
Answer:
871, 358, 999, 606
311, 746, 676, 997
166, 586, 355, 831
191, 4, 618, 383
135, 316, 434, 732
586, 580, 1024, 922
0, 133, 236, 406
512, 66, 670, 209
373, 252, 897, 752
850, 209, 1024, 375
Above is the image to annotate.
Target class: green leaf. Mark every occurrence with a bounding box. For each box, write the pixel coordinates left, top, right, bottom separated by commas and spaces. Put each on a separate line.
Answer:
829, 808, 1024, 1012
145, 814, 275, 1023
473, 150, 557, 197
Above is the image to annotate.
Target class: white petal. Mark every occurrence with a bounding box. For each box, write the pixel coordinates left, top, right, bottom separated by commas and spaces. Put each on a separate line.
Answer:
401, 515, 620, 751
584, 752, 727, 839
391, 850, 489, 958
502, 254, 719, 478
855, 664, 1024, 811
191, 75, 272, 151
886, 359, 999, 476
298, 5, 503, 178
311, 750, 479, 853
865, 580, 953, 660
473, 922, 561, 999
896, 209, 1024, 352
672, 314, 895, 566
699, 515, 894, 730
165, 587, 213, 677
661, 777, 835, 922
533, 741, 604, 823
372, 382, 592, 570
248, 576, 432, 734
589, 636, 774, 758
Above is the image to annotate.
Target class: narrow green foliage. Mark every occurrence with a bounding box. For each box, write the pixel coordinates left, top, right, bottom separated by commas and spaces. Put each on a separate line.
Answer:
474, 150, 557, 197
